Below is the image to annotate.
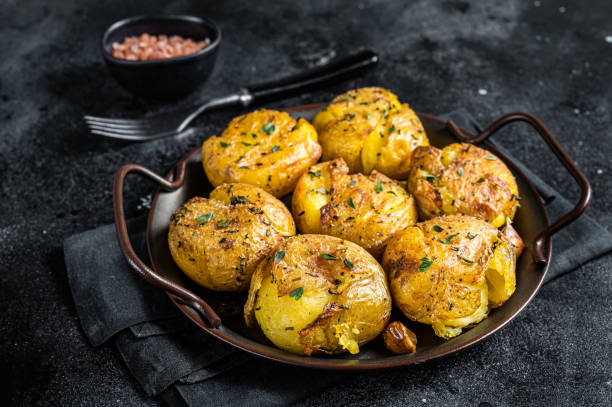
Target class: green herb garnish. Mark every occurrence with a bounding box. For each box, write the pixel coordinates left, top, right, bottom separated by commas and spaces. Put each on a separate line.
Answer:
315, 188, 328, 195
321, 253, 340, 261
261, 123, 275, 134
241, 141, 252, 146
308, 170, 321, 178
270, 145, 280, 153
274, 250, 285, 264
375, 180, 383, 193
220, 141, 231, 148
348, 197, 355, 208
230, 196, 248, 205
350, 180, 357, 185
459, 255, 474, 264
444, 233, 459, 243
343, 258, 354, 269
196, 212, 214, 222
457, 167, 464, 176
388, 125, 396, 134
476, 177, 486, 183
485, 155, 497, 160
424, 175, 436, 184
216, 219, 229, 227
433, 225, 444, 232
418, 256, 436, 271
289, 286, 304, 301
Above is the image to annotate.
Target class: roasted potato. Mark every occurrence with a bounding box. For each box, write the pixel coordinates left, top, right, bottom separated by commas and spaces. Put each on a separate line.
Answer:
312, 87, 429, 178
244, 234, 391, 355
291, 159, 418, 257
382, 215, 521, 339
168, 183, 295, 291
407, 143, 519, 227
202, 109, 322, 198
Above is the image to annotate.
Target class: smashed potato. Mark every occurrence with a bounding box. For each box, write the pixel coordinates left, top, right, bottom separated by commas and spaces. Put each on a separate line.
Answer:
407, 143, 519, 227
202, 109, 322, 197
168, 183, 295, 291
292, 159, 418, 257
244, 234, 391, 356
312, 87, 429, 178
382, 215, 521, 339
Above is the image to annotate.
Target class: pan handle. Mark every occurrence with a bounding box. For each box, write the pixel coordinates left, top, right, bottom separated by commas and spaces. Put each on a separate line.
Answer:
113, 162, 222, 328
447, 113, 592, 265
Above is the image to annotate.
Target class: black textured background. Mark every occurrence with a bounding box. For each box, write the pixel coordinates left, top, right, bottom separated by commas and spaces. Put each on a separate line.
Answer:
1, 0, 611, 405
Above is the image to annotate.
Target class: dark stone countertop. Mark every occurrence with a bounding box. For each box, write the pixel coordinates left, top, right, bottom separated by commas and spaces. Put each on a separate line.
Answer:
1, 0, 611, 405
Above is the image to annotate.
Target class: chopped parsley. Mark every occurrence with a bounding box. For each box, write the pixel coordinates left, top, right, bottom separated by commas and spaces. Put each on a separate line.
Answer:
343, 258, 354, 269
485, 155, 497, 160
216, 219, 229, 228
350, 180, 357, 185
241, 141, 252, 146
375, 180, 383, 193
457, 167, 464, 176
270, 145, 280, 153
348, 197, 355, 208
476, 177, 486, 183
219, 141, 231, 148
308, 170, 321, 178
433, 225, 444, 232
424, 175, 436, 184
388, 125, 396, 134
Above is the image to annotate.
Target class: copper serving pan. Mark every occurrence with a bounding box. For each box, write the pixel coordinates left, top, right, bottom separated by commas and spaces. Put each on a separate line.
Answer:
113, 105, 591, 370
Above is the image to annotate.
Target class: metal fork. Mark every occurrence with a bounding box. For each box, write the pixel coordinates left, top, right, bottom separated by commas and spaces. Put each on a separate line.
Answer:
85, 50, 378, 141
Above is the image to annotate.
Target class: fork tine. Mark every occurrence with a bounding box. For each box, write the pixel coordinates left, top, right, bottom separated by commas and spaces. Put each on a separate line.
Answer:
89, 128, 152, 140
85, 119, 149, 130
83, 115, 149, 125
86, 124, 150, 136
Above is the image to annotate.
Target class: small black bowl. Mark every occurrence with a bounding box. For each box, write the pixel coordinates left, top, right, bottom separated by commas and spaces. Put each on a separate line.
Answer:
101, 15, 221, 99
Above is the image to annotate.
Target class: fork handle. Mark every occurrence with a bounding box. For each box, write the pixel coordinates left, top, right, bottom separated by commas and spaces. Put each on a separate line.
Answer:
245, 49, 379, 104
179, 49, 378, 131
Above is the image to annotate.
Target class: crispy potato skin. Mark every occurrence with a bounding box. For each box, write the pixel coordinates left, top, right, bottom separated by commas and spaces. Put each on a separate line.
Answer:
382, 215, 518, 339
168, 183, 295, 292
407, 143, 519, 227
202, 109, 322, 198
312, 87, 429, 178
244, 234, 391, 356
292, 159, 418, 257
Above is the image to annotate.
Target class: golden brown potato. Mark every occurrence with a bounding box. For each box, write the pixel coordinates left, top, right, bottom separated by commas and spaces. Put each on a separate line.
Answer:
312, 87, 429, 179
291, 159, 418, 257
382, 321, 417, 354
168, 183, 295, 291
244, 234, 391, 356
382, 215, 520, 339
407, 143, 519, 228
202, 109, 322, 197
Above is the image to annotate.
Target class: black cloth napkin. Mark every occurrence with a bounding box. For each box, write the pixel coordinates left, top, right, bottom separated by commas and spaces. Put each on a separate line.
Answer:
63, 110, 612, 406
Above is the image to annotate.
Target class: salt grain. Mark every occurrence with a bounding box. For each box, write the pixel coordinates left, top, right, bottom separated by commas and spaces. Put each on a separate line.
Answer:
605, 36, 612, 43
478, 88, 488, 95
